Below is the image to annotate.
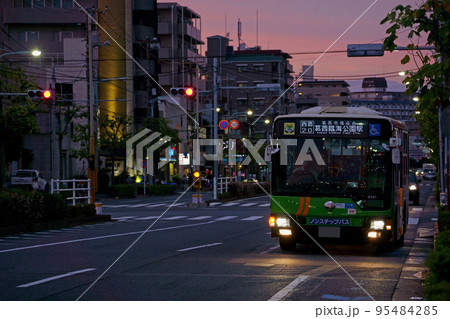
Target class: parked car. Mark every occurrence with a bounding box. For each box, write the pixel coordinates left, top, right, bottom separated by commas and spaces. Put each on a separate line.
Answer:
409, 172, 420, 205
11, 169, 46, 191
424, 170, 437, 180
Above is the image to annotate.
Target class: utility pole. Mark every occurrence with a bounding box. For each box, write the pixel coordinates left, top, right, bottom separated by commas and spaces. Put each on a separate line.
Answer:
51, 66, 58, 180
213, 58, 218, 200
87, 9, 96, 205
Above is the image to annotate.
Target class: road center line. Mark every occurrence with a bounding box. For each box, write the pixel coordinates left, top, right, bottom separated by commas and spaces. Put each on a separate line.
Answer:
177, 242, 223, 252
0, 221, 216, 254
17, 268, 96, 288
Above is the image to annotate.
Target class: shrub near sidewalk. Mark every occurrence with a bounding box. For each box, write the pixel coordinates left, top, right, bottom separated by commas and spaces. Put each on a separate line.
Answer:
424, 207, 450, 300
219, 182, 270, 200
0, 190, 68, 227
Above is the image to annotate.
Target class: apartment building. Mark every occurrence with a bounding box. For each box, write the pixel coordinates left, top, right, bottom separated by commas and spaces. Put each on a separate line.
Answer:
0, 0, 96, 180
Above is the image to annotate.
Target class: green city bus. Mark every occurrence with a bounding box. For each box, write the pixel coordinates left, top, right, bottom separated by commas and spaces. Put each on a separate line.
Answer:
268, 106, 409, 251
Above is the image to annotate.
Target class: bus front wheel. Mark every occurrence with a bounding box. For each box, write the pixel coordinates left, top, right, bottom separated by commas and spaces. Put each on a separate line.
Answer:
279, 236, 296, 251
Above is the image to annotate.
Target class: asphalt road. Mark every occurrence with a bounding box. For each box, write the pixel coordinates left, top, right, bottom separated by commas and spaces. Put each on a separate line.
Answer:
0, 181, 435, 301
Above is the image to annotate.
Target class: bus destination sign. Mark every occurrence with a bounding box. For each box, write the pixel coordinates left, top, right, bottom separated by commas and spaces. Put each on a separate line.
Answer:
299, 120, 367, 136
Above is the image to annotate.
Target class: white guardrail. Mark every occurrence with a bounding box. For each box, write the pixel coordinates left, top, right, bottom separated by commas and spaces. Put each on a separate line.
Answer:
50, 179, 91, 206
217, 176, 237, 194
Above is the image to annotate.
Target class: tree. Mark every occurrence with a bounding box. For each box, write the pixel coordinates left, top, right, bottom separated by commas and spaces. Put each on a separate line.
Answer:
99, 113, 133, 184
55, 103, 89, 178
381, 0, 450, 165
0, 63, 39, 187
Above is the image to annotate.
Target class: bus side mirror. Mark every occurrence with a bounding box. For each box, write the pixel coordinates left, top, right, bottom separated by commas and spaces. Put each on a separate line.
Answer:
265, 146, 272, 162
392, 148, 401, 164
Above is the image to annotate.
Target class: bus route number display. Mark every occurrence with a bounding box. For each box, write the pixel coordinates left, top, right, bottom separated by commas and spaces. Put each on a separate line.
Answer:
299, 120, 366, 136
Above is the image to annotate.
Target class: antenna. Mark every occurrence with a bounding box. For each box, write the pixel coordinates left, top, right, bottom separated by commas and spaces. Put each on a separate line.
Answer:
256, 9, 259, 48
238, 18, 242, 50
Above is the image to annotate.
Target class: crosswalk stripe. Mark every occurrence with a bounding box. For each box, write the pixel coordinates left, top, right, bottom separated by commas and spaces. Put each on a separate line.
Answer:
241, 216, 263, 221
215, 216, 237, 221
163, 216, 188, 220
258, 203, 270, 207
135, 216, 159, 220
146, 203, 169, 208
168, 203, 186, 207
209, 202, 221, 207
188, 216, 212, 220
240, 202, 258, 207
129, 204, 152, 208
221, 202, 240, 207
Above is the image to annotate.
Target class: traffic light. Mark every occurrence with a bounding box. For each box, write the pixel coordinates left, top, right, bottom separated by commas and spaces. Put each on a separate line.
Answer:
170, 87, 195, 98
193, 171, 201, 189
27, 89, 52, 100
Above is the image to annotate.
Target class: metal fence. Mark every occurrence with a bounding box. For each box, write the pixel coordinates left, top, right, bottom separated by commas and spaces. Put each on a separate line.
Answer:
218, 176, 237, 194
50, 179, 91, 206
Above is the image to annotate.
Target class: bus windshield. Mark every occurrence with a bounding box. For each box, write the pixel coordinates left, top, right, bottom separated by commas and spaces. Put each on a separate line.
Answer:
272, 137, 391, 210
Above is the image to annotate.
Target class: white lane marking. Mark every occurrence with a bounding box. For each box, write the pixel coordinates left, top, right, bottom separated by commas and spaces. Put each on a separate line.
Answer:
114, 216, 137, 220
209, 202, 221, 207
215, 216, 237, 221
259, 203, 270, 207
177, 242, 223, 252
241, 216, 263, 221
146, 203, 169, 208
0, 221, 216, 254
408, 218, 419, 225
188, 216, 212, 220
102, 205, 130, 208
268, 275, 309, 301
134, 216, 159, 220
221, 202, 240, 207
17, 268, 96, 288
240, 202, 258, 207
412, 207, 423, 212
128, 204, 152, 208
162, 216, 188, 220
169, 203, 186, 207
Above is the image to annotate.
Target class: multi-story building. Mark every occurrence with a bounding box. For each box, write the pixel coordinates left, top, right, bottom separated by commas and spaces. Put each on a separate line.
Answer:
205, 35, 294, 139
350, 77, 424, 160
0, 0, 96, 180
296, 79, 351, 111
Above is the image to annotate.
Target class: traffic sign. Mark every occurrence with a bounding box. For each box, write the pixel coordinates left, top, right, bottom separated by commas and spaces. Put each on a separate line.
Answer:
140, 161, 147, 168
230, 119, 240, 130
219, 120, 229, 130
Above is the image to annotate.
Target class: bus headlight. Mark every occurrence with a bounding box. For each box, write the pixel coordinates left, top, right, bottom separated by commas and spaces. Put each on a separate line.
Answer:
370, 220, 385, 230
276, 217, 291, 227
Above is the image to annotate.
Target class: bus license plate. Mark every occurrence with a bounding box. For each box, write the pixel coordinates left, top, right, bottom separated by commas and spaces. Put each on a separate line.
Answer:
309, 218, 350, 226
319, 227, 340, 238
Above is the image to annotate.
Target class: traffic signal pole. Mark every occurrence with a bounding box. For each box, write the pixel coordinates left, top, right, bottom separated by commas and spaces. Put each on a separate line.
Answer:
213, 58, 218, 200
87, 11, 96, 205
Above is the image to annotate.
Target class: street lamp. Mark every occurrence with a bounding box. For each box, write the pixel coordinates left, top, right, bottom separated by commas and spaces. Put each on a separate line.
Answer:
247, 110, 253, 116
0, 50, 41, 59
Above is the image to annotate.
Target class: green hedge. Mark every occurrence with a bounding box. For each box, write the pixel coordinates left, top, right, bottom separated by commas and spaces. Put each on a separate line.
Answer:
106, 184, 177, 197
0, 190, 99, 228
425, 207, 450, 300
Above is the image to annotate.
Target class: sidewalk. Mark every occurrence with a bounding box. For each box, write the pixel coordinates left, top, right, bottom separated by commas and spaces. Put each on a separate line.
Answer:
392, 191, 438, 300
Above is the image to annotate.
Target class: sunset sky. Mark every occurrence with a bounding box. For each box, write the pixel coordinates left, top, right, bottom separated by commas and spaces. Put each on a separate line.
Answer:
158, 0, 427, 91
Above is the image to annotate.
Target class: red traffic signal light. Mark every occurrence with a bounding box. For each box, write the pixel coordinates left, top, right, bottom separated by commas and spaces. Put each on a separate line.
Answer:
170, 87, 195, 98
28, 89, 52, 100
185, 87, 194, 97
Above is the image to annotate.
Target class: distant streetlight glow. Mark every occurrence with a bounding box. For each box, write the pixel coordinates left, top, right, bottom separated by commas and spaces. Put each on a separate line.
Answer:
31, 50, 41, 57
398, 71, 406, 76
247, 110, 253, 116
413, 97, 419, 102
264, 119, 270, 124
0, 50, 42, 59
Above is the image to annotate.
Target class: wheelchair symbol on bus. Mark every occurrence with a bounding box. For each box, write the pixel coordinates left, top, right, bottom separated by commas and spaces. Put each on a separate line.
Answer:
369, 124, 380, 136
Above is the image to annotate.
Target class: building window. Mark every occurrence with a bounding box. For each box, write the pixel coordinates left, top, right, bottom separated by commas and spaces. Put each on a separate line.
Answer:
237, 65, 247, 72
271, 62, 278, 72
254, 99, 265, 106
254, 65, 264, 72
55, 83, 73, 105
21, 0, 47, 7
53, 31, 73, 42
19, 31, 40, 42
237, 81, 247, 87
237, 99, 247, 107
53, 0, 73, 8
271, 78, 279, 84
